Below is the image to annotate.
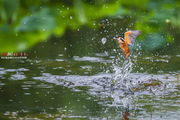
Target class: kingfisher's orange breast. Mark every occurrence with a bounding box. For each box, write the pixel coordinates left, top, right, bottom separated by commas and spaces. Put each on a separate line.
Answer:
118, 40, 130, 59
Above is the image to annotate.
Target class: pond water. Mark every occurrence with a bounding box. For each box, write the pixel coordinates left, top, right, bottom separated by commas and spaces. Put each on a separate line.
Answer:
0, 27, 180, 119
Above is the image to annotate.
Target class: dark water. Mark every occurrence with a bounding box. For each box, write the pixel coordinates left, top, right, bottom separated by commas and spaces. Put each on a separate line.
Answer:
0, 27, 180, 119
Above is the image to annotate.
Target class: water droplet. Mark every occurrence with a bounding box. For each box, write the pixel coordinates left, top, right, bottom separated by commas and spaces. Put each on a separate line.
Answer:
43, 29, 46, 31
23, 22, 26, 24
67, 7, 69, 10
140, 67, 144, 71
24, 93, 31, 95
70, 16, 72, 19
113, 23, 117, 26
101, 37, 107, 44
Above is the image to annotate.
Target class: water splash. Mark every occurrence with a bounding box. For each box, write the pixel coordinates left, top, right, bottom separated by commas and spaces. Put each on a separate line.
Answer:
113, 59, 132, 82
111, 42, 142, 85
109, 46, 140, 108
111, 50, 133, 88
110, 55, 134, 108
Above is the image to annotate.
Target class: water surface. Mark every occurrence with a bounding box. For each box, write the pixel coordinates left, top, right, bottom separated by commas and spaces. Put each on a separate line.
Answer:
0, 47, 179, 119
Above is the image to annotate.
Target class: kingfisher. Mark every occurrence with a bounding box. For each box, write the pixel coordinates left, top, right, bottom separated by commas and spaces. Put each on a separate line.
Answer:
113, 30, 141, 59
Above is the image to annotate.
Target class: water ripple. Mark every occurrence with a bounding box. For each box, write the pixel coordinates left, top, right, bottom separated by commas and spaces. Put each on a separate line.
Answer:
10, 74, 26, 80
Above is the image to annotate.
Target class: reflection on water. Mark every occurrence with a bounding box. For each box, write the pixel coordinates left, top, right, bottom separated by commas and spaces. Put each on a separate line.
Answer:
0, 52, 180, 119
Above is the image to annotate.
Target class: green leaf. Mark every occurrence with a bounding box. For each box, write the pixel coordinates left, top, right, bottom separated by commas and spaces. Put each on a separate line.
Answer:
16, 8, 56, 32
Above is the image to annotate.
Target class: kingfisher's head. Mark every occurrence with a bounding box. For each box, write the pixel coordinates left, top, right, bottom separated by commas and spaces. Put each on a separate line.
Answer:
113, 35, 124, 42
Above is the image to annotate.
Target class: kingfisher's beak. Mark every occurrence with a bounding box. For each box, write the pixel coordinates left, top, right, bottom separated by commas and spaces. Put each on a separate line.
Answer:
113, 36, 118, 40
113, 37, 116, 40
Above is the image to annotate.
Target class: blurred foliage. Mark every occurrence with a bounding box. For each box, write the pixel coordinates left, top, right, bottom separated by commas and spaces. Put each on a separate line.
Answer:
0, 0, 180, 52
